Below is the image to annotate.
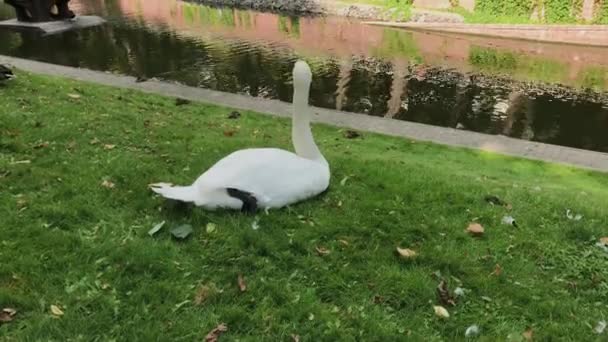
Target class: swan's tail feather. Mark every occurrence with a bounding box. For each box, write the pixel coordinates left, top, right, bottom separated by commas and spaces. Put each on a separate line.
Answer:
149, 182, 197, 202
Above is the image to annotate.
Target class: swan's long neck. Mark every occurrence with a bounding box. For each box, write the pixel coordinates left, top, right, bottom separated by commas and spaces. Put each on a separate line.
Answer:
292, 62, 326, 164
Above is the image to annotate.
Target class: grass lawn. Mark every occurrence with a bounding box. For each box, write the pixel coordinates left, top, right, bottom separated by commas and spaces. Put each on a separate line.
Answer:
1, 71, 608, 341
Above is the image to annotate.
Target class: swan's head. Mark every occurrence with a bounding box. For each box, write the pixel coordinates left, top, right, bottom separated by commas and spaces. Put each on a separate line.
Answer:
293, 60, 312, 89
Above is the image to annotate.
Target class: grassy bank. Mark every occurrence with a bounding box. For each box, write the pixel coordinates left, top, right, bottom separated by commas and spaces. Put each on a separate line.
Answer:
1, 71, 607, 341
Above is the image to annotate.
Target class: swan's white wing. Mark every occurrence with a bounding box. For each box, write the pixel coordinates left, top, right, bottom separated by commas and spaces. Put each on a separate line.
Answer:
195, 148, 330, 208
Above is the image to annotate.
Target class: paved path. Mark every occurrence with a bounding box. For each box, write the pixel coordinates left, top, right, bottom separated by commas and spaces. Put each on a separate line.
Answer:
1, 55, 607, 173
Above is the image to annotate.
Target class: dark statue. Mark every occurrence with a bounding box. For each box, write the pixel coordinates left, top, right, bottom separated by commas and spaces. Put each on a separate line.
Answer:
4, 0, 76, 22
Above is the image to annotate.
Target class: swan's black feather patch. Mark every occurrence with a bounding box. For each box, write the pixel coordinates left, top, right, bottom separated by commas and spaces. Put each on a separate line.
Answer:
226, 188, 258, 214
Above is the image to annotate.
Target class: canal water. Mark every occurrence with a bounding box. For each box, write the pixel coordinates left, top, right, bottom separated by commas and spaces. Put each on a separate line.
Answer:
1, 0, 607, 152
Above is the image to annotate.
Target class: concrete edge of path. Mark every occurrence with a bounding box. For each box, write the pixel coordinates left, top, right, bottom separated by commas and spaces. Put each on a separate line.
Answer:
1, 55, 607, 173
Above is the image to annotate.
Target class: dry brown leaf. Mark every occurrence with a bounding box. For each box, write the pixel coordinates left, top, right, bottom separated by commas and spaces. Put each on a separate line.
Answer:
205, 323, 228, 342
0, 308, 17, 323
194, 285, 211, 305
437, 280, 456, 306
466, 223, 484, 236
291, 334, 300, 342
50, 305, 64, 316
396, 247, 417, 259
433, 305, 449, 318
67, 93, 81, 99
90, 137, 100, 145
237, 275, 246, 292
103, 144, 116, 150
523, 327, 534, 341
223, 130, 236, 137
315, 246, 330, 256
600, 237, 608, 245
491, 264, 503, 277
338, 239, 349, 246
101, 180, 115, 189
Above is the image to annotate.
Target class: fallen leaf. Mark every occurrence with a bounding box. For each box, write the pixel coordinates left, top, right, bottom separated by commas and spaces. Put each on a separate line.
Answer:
170, 224, 193, 239
291, 334, 300, 342
50, 305, 64, 316
175, 98, 191, 106
502, 215, 518, 227
206, 223, 217, 234
148, 221, 165, 236
433, 305, 449, 318
103, 144, 116, 150
338, 239, 349, 246
205, 323, 228, 342
34, 141, 49, 149
466, 223, 484, 236
491, 264, 503, 276
315, 246, 330, 256
437, 280, 456, 306
595, 320, 606, 334
522, 327, 533, 341
101, 179, 115, 189
89, 137, 100, 145
599, 237, 608, 246
396, 247, 417, 259
343, 130, 361, 139
0, 308, 17, 323
484, 195, 505, 206
237, 275, 246, 292
465, 324, 480, 337
223, 130, 237, 137
228, 111, 241, 119
566, 209, 583, 221
67, 93, 81, 99
194, 285, 212, 305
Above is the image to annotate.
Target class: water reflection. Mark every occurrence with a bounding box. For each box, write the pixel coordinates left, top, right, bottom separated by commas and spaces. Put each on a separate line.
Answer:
0, 0, 607, 152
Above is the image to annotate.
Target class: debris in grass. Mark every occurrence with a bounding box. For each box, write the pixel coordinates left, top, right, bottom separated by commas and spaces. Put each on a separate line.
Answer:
291, 334, 300, 342
170, 224, 193, 239
437, 280, 456, 306
454, 287, 466, 297
315, 246, 330, 256
396, 247, 417, 259
522, 327, 534, 341
594, 320, 606, 334
501, 215, 518, 227
206, 223, 217, 234
101, 179, 115, 189
50, 305, 64, 317
194, 284, 212, 305
103, 144, 116, 150
0, 308, 17, 323
175, 98, 191, 106
223, 130, 237, 137
251, 218, 260, 230
485, 195, 505, 206
491, 264, 503, 277
340, 176, 350, 186
433, 305, 449, 318
148, 221, 165, 236
204, 323, 228, 342
566, 209, 582, 221
228, 111, 241, 119
343, 130, 361, 139
466, 223, 484, 236
67, 93, 81, 99
237, 275, 246, 292
465, 325, 480, 337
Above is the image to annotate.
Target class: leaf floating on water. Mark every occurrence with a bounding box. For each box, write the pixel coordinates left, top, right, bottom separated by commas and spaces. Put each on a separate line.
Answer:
206, 223, 217, 234
465, 324, 480, 337
396, 247, 417, 259
205, 323, 228, 342
0, 308, 17, 323
594, 320, 606, 334
148, 221, 165, 236
237, 275, 246, 292
466, 223, 484, 236
50, 305, 64, 317
433, 305, 449, 319
170, 224, 193, 239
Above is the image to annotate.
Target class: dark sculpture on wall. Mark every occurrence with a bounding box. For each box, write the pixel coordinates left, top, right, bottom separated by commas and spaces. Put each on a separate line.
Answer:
4, 0, 75, 22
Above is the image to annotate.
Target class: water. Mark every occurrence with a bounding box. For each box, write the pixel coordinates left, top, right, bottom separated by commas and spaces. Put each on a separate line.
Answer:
1, 0, 608, 153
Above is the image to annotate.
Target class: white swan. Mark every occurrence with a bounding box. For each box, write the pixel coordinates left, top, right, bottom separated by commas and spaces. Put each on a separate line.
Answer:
150, 60, 330, 213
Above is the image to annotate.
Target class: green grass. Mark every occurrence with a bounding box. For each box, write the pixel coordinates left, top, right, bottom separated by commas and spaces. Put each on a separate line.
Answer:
1, 71, 608, 341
